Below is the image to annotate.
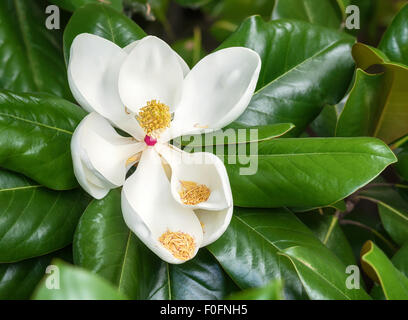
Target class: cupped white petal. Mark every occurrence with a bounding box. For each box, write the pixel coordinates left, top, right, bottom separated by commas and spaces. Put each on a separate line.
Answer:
71, 112, 144, 199
157, 144, 233, 212
195, 206, 233, 247
170, 47, 261, 139
118, 36, 185, 113
123, 39, 190, 77
121, 147, 203, 264
68, 33, 143, 139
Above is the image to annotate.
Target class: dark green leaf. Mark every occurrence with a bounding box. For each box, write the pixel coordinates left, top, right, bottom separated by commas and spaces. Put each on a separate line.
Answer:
378, 4, 408, 66
208, 207, 370, 300
32, 259, 127, 300
0, 0, 72, 100
0, 170, 89, 262
63, 3, 146, 63
336, 69, 385, 138
74, 189, 238, 300
0, 247, 72, 299
272, 0, 343, 29
297, 212, 356, 266
359, 186, 408, 246
0, 90, 86, 190
222, 137, 396, 208
219, 16, 355, 135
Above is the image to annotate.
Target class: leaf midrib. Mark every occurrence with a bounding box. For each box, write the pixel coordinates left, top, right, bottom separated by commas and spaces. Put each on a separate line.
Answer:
0, 112, 73, 135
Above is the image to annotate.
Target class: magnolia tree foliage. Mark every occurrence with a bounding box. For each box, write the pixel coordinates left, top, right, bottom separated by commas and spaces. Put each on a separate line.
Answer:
0, 0, 408, 301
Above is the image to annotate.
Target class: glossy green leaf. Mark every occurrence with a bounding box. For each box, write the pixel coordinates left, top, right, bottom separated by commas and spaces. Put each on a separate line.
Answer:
272, 0, 343, 29
352, 43, 408, 143
0, 0, 72, 100
361, 241, 408, 300
0, 170, 89, 263
309, 105, 339, 137
63, 3, 146, 63
359, 186, 408, 246
219, 16, 355, 135
74, 190, 238, 300
222, 137, 396, 208
208, 207, 370, 300
0, 247, 72, 300
49, 0, 123, 12
378, 4, 408, 66
392, 242, 408, 277
336, 69, 385, 137
32, 259, 127, 300
227, 279, 284, 300
297, 213, 356, 266
0, 254, 51, 300
179, 124, 294, 148
0, 91, 86, 190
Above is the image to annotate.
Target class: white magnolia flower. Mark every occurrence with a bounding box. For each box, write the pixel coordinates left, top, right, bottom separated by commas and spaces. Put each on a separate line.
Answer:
69, 34, 261, 264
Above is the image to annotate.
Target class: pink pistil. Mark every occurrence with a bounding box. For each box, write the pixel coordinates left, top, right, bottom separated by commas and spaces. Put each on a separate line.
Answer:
144, 135, 157, 146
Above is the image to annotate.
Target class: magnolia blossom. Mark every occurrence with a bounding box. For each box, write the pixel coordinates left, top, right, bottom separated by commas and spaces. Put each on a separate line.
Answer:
69, 34, 261, 264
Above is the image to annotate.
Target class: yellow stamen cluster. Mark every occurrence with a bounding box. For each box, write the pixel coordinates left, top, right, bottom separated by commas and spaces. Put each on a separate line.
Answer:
159, 230, 195, 260
137, 100, 171, 136
179, 181, 211, 205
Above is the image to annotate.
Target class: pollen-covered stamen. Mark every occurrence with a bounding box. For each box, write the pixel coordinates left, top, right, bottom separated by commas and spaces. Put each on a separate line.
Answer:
137, 100, 171, 137
159, 230, 195, 261
179, 181, 211, 205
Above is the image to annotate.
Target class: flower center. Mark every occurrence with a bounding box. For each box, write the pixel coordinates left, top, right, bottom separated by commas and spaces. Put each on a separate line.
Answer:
179, 181, 211, 205
159, 230, 195, 260
137, 100, 171, 138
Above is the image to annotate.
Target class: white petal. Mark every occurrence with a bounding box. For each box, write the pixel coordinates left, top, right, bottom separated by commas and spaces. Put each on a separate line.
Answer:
170, 47, 261, 139
121, 148, 203, 264
195, 206, 233, 247
68, 33, 143, 139
71, 113, 144, 199
123, 40, 190, 77
157, 144, 233, 212
118, 36, 184, 113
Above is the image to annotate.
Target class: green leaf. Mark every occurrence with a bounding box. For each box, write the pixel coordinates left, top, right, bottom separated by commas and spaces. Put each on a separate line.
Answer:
361, 241, 408, 300
359, 186, 408, 246
63, 3, 146, 63
272, 0, 343, 29
219, 16, 355, 136
378, 4, 408, 66
395, 146, 408, 181
336, 69, 385, 138
0, 91, 86, 190
0, 170, 89, 263
0, 0, 72, 100
392, 242, 408, 277
49, 0, 123, 12
178, 123, 294, 148
0, 254, 51, 300
74, 189, 238, 300
0, 247, 72, 299
227, 279, 284, 300
32, 259, 127, 300
297, 212, 356, 266
352, 43, 408, 143
222, 137, 396, 208
309, 105, 340, 137
208, 207, 371, 300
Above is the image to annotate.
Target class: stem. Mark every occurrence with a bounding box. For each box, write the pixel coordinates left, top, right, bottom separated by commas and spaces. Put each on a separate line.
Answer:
340, 219, 398, 253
